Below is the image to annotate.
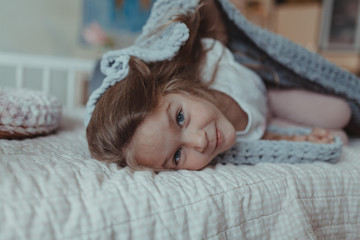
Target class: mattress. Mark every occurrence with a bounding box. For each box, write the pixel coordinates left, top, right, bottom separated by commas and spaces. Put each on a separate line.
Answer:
1, 109, 359, 239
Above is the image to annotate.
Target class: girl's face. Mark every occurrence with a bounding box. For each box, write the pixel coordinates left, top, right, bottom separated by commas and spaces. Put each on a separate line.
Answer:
129, 93, 236, 170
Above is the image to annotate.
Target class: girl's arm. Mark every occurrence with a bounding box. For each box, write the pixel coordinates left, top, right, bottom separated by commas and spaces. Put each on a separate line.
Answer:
262, 128, 334, 144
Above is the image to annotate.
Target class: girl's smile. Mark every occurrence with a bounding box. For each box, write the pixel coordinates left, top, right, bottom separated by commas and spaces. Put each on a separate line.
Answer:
216, 127, 222, 149
128, 93, 236, 170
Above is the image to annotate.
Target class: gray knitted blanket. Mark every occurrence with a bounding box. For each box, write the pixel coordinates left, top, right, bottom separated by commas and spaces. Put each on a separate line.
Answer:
86, 0, 360, 165
214, 126, 342, 165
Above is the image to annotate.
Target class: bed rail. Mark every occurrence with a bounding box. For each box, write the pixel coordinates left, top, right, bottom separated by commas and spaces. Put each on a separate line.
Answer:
0, 51, 95, 109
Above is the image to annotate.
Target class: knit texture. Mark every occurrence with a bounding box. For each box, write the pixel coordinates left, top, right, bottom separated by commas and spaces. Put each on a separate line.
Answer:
0, 88, 61, 137
84, 0, 359, 164
214, 126, 342, 165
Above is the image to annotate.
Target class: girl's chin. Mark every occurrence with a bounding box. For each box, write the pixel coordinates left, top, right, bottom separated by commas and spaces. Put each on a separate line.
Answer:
225, 130, 236, 149
218, 139, 234, 156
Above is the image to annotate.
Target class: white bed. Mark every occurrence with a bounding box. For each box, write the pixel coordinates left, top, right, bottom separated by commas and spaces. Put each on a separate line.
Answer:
1, 52, 360, 239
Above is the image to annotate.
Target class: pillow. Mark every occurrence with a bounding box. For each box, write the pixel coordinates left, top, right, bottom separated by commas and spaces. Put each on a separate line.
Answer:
0, 88, 62, 139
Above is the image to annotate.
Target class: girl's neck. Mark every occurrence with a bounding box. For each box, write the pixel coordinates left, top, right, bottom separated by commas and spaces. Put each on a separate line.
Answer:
211, 90, 248, 131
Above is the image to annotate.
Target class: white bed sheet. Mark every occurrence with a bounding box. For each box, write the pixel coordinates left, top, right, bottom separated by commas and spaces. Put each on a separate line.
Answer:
1, 109, 360, 240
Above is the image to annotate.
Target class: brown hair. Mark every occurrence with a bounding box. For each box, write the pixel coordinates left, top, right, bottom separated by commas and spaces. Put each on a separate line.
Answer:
86, 1, 224, 169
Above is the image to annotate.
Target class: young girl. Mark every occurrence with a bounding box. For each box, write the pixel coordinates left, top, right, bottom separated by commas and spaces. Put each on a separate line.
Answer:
86, 0, 351, 171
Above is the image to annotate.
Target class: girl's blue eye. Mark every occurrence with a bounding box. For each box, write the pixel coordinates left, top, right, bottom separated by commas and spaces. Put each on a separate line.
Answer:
176, 110, 185, 126
173, 148, 182, 165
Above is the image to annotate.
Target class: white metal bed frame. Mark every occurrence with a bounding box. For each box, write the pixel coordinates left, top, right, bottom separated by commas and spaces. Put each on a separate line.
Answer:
0, 51, 95, 109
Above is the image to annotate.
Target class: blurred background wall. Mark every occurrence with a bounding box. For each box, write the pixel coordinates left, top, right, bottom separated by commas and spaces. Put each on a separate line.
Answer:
0, 0, 359, 72
0, 0, 86, 57
0, 0, 151, 59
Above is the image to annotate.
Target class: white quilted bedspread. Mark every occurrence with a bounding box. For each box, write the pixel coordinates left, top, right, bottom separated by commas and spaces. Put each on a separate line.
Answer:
1, 109, 360, 240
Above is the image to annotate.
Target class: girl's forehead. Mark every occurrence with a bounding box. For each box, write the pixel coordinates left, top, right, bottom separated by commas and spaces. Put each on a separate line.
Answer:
136, 94, 174, 141
131, 104, 173, 168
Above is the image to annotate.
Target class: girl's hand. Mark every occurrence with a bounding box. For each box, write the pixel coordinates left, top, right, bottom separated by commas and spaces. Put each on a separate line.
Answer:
294, 128, 334, 144
263, 128, 335, 144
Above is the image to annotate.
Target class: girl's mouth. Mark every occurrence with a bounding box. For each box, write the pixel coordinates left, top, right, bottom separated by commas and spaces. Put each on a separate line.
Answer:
216, 128, 222, 149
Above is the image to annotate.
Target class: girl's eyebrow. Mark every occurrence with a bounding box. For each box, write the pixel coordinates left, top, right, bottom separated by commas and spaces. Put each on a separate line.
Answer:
167, 101, 173, 127
161, 102, 174, 168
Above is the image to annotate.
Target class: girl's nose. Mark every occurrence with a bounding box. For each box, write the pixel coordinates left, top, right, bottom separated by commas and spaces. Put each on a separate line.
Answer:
184, 130, 208, 152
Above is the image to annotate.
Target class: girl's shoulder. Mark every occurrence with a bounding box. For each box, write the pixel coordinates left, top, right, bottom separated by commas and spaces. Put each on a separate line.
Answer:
201, 38, 262, 87
201, 38, 235, 67
201, 38, 230, 56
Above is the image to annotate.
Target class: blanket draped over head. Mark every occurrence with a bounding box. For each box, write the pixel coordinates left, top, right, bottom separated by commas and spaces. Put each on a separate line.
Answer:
85, 0, 360, 165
